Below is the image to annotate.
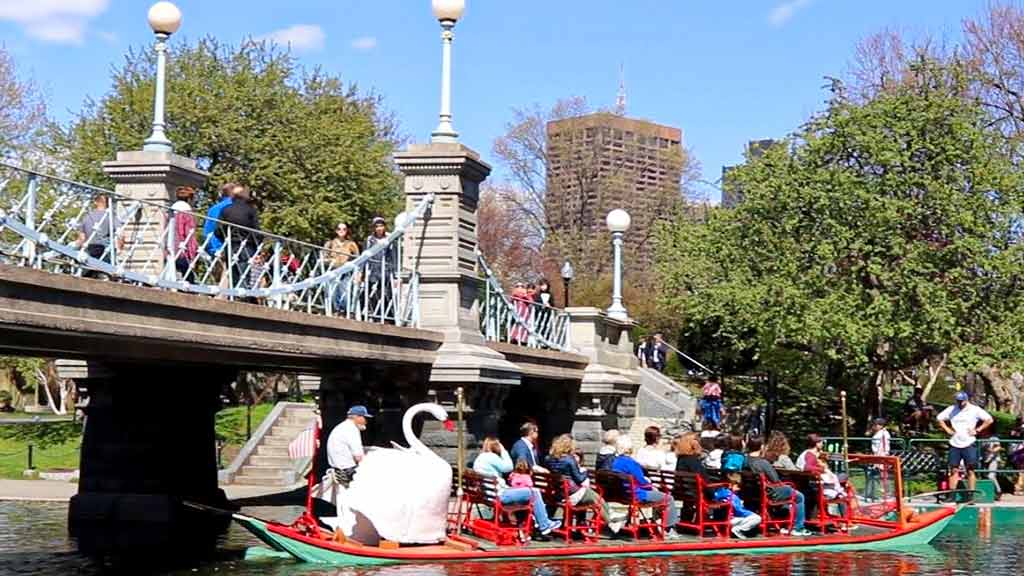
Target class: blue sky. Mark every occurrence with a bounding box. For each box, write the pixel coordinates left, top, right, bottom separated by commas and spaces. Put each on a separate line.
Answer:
0, 0, 989, 202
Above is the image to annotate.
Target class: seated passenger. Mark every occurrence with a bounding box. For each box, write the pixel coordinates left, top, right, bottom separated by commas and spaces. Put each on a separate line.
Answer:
674, 432, 710, 481
721, 434, 747, 473
611, 436, 683, 539
595, 429, 620, 471
705, 434, 729, 470
508, 459, 534, 488
746, 436, 811, 536
545, 434, 623, 533
714, 472, 762, 539
765, 431, 799, 471
472, 437, 561, 539
636, 425, 675, 471
796, 434, 825, 473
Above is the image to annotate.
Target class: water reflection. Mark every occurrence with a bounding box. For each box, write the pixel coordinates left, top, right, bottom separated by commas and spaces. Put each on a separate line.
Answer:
0, 502, 1021, 576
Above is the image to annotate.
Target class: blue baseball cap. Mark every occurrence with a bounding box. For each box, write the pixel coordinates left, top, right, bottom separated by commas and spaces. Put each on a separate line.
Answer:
954, 391, 969, 401
347, 405, 374, 418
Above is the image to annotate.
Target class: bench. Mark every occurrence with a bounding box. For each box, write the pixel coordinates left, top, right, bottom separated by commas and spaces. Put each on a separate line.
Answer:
776, 469, 851, 531
533, 470, 602, 542
460, 469, 534, 545
594, 469, 668, 539
738, 472, 797, 536
654, 470, 733, 537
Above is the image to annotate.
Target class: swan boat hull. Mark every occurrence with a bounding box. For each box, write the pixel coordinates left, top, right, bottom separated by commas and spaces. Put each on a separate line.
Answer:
232, 506, 956, 566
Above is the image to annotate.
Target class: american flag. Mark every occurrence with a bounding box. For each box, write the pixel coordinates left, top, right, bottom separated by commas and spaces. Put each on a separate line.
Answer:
288, 421, 319, 460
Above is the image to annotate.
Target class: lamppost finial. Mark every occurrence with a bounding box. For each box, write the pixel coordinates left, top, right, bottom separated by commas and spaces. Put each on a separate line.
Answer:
143, 2, 182, 153
430, 0, 465, 143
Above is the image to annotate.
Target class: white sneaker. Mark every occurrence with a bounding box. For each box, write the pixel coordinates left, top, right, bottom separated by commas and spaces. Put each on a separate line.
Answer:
731, 527, 748, 539
608, 519, 625, 534
791, 528, 813, 537
540, 520, 562, 536
665, 529, 685, 540
779, 528, 790, 535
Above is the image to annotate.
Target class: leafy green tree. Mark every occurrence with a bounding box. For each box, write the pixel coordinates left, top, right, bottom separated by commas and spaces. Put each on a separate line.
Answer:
656, 60, 1024, 429
50, 38, 401, 243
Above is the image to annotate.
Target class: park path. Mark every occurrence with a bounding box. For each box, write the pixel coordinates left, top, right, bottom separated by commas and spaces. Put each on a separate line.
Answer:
0, 479, 302, 502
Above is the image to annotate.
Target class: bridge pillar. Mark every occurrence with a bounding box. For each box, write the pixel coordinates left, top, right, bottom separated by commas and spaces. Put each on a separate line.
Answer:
394, 143, 520, 446
566, 307, 642, 435
101, 151, 208, 275
68, 362, 234, 560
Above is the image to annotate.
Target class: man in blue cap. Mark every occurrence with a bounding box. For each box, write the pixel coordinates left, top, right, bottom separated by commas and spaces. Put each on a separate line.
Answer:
326, 405, 373, 487
937, 391, 993, 500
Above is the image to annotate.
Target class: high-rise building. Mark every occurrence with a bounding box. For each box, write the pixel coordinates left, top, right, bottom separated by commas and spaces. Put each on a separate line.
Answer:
722, 139, 776, 208
545, 113, 684, 277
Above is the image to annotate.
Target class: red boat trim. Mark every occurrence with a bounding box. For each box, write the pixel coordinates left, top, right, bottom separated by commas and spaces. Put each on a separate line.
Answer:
265, 507, 955, 562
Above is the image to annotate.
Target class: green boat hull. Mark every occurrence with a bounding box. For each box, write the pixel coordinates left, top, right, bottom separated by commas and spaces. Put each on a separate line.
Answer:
234, 510, 956, 566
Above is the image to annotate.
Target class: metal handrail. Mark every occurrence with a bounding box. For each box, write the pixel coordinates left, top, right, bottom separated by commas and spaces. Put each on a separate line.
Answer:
475, 247, 571, 351
0, 162, 433, 326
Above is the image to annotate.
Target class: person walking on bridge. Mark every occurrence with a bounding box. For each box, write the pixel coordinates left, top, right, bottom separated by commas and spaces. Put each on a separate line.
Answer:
364, 216, 398, 321
216, 186, 261, 290
937, 391, 993, 501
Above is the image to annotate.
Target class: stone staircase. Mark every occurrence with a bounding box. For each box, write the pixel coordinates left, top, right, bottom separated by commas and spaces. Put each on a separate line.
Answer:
220, 402, 316, 486
635, 367, 698, 423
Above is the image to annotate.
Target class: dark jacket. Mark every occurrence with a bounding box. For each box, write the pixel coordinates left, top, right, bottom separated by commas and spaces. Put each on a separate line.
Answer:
595, 450, 616, 471
509, 438, 537, 469
675, 454, 710, 482
546, 455, 587, 493
747, 455, 789, 500
216, 200, 261, 250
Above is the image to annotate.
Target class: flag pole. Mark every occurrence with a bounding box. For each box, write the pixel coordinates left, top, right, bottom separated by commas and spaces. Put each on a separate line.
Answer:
840, 390, 849, 469
456, 386, 465, 536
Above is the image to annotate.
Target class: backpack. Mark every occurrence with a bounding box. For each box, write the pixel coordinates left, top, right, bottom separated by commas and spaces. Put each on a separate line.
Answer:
722, 451, 745, 473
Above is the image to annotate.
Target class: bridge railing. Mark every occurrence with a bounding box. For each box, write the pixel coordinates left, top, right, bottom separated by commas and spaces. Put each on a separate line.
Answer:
0, 162, 433, 327
476, 248, 571, 352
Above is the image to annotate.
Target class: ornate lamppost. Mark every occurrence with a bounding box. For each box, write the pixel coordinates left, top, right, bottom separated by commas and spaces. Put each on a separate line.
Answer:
143, 2, 182, 153
560, 260, 574, 308
605, 209, 631, 321
430, 0, 465, 143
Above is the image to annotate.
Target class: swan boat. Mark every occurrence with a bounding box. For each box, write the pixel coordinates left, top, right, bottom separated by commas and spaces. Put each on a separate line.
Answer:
224, 399, 959, 566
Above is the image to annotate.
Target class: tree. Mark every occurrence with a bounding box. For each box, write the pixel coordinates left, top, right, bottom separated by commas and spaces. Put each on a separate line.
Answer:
656, 60, 1024, 428
0, 46, 46, 160
50, 38, 401, 244
477, 184, 543, 283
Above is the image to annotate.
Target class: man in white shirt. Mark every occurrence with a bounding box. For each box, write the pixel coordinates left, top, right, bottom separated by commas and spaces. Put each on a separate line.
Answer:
866, 418, 891, 500
326, 405, 372, 486
937, 392, 993, 498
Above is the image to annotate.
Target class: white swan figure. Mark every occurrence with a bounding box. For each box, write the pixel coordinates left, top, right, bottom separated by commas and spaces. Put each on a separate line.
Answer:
344, 403, 452, 544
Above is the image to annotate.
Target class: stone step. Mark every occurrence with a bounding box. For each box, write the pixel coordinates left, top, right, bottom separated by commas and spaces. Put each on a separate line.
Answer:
241, 464, 293, 475
232, 473, 291, 486
261, 436, 294, 446
269, 425, 309, 438
280, 415, 315, 427
248, 455, 293, 467
256, 445, 289, 457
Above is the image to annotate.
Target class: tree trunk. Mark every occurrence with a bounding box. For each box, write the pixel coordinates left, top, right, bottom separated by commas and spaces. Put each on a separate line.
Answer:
921, 353, 947, 401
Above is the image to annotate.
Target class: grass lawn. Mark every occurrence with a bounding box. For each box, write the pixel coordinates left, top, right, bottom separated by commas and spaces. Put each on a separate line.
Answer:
0, 403, 282, 479
0, 435, 81, 479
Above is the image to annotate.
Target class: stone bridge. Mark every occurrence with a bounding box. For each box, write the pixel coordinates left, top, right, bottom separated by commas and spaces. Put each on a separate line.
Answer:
0, 143, 644, 556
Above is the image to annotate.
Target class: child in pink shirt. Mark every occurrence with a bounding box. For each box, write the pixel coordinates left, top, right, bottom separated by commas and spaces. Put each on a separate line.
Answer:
508, 459, 534, 488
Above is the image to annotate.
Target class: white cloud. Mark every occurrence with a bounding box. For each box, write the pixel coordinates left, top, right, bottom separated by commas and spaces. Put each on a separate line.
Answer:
350, 36, 377, 51
257, 24, 326, 53
0, 0, 109, 44
768, 0, 812, 27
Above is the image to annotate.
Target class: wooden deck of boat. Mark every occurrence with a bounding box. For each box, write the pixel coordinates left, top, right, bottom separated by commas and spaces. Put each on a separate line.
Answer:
449, 524, 888, 551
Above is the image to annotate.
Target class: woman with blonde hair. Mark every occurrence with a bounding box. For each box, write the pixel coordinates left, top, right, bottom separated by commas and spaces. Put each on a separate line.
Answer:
544, 434, 621, 533
471, 436, 561, 538
765, 431, 799, 470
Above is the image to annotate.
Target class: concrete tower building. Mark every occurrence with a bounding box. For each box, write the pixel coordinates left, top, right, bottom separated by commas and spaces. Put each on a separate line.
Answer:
545, 113, 685, 277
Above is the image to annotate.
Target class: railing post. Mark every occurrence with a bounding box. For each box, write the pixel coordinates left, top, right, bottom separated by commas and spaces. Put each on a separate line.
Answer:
23, 174, 38, 265
163, 206, 176, 282
27, 443, 35, 470
109, 196, 120, 271
271, 241, 283, 309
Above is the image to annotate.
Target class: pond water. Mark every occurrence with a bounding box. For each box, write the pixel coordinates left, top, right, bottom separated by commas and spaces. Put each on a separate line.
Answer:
0, 502, 1020, 575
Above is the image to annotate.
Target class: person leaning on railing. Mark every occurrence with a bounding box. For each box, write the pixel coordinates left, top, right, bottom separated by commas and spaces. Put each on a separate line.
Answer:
76, 194, 124, 280
324, 222, 360, 313
364, 216, 398, 320
169, 186, 198, 283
